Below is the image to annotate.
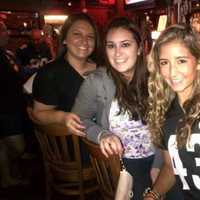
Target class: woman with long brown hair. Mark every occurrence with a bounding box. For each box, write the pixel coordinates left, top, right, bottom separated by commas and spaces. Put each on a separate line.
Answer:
72, 16, 155, 200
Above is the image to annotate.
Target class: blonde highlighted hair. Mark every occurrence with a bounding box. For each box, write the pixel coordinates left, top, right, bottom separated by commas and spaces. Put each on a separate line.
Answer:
147, 24, 200, 148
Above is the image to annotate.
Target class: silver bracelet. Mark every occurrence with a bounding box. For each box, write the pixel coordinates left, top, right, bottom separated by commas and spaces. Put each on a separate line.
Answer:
143, 187, 161, 200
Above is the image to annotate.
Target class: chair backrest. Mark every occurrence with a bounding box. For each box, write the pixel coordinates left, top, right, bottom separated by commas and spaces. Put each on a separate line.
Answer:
35, 124, 82, 169
27, 107, 98, 199
27, 107, 81, 168
82, 138, 120, 200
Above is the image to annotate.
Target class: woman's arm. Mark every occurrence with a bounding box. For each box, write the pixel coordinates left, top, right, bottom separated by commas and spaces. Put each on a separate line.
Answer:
33, 100, 64, 124
72, 70, 110, 143
144, 150, 175, 199
32, 100, 86, 136
150, 148, 163, 183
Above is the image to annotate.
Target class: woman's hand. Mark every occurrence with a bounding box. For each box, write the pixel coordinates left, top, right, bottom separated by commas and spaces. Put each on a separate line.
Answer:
65, 113, 86, 137
143, 196, 155, 200
100, 134, 124, 158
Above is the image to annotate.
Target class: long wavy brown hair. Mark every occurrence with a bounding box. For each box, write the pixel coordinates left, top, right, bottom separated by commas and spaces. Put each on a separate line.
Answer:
147, 24, 200, 148
104, 17, 149, 121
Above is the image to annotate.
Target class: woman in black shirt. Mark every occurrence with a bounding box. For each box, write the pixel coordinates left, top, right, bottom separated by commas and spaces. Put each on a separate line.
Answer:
32, 13, 100, 136
144, 24, 200, 200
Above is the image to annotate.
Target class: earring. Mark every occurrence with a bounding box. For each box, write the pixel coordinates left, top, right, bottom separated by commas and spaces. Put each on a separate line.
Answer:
137, 47, 141, 55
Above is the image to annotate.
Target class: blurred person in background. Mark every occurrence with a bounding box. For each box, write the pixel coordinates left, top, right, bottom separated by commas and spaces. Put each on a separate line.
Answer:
0, 21, 27, 188
43, 24, 58, 59
16, 28, 54, 82
22, 25, 59, 95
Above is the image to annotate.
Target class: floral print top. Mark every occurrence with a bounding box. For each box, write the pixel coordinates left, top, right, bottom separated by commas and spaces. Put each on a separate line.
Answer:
109, 99, 154, 159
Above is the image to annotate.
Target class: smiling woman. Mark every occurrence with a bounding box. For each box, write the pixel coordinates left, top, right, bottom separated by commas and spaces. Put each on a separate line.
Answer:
64, 19, 95, 63
31, 13, 101, 175
146, 24, 200, 200
159, 40, 199, 105
71, 16, 155, 200
105, 27, 139, 81
32, 12, 100, 132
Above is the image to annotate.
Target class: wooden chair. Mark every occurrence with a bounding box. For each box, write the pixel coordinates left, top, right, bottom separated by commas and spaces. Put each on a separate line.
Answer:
27, 108, 98, 200
82, 138, 121, 200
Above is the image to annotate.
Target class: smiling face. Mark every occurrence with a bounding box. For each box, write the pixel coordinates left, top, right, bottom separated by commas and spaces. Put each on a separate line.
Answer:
105, 27, 140, 81
159, 40, 200, 104
64, 19, 95, 62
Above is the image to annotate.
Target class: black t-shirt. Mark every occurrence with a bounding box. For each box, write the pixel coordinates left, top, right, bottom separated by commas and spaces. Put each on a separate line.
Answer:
32, 57, 84, 112
32, 57, 90, 165
162, 97, 200, 200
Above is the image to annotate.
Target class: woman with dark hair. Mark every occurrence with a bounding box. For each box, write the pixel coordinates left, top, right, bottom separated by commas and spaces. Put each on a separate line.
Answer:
71, 17, 155, 200
32, 12, 100, 133
58, 13, 100, 62
143, 24, 200, 199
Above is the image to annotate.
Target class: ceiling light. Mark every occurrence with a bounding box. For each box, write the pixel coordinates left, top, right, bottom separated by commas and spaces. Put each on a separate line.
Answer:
44, 15, 68, 24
